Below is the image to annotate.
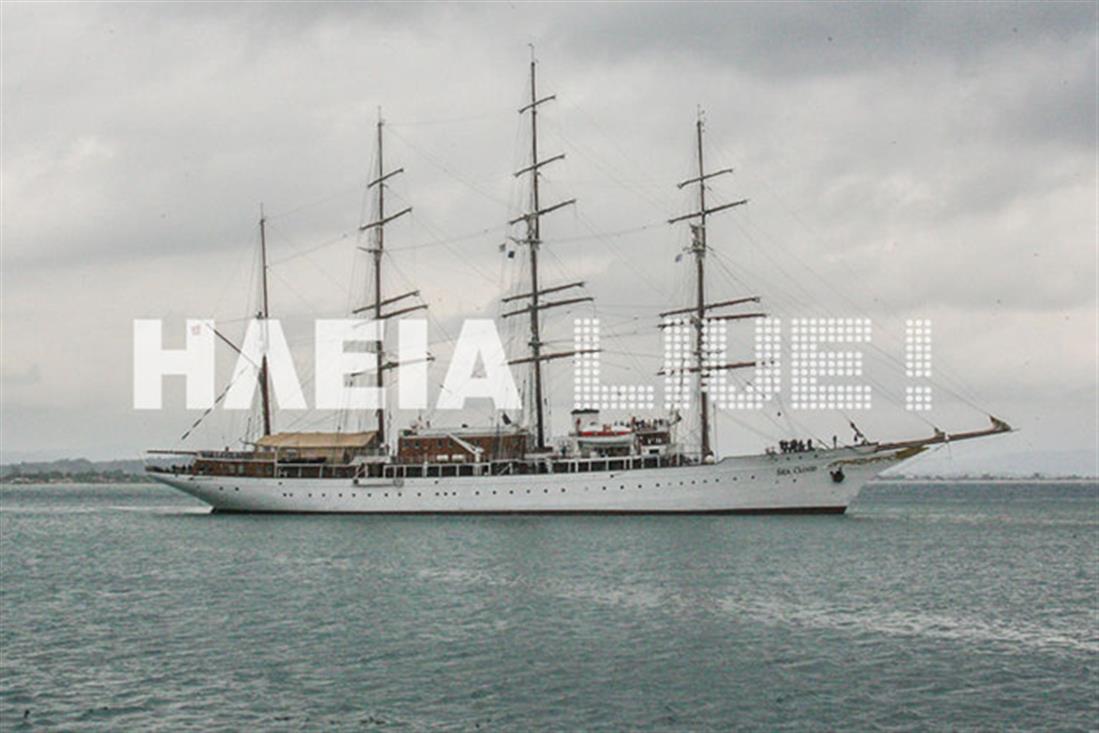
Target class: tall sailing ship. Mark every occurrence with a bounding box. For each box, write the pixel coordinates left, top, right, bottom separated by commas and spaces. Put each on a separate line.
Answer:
148, 56, 1010, 514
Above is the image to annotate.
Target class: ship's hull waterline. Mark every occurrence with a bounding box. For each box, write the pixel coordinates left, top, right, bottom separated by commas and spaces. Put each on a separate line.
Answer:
150, 445, 913, 514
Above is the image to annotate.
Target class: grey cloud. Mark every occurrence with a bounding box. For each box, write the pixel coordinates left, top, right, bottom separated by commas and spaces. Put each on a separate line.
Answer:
0, 2, 1095, 463
558, 3, 1093, 75
1, 364, 42, 387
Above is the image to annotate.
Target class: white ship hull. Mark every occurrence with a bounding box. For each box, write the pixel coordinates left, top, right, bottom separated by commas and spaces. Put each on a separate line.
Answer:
150, 445, 912, 514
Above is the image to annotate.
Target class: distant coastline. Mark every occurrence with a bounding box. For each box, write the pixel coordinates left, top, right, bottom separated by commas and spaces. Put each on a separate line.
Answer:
0, 458, 168, 485
878, 476, 1098, 485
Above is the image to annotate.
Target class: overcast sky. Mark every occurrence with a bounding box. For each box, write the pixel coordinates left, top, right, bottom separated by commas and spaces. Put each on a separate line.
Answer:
2, 2, 1096, 474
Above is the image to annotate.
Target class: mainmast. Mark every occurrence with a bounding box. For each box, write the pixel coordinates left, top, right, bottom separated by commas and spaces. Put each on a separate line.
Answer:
506, 50, 582, 451
667, 110, 756, 459
693, 118, 710, 458
372, 115, 387, 444
351, 110, 419, 448
258, 206, 273, 437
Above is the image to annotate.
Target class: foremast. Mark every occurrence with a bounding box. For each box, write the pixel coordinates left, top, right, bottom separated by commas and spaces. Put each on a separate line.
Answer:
666, 111, 758, 459
258, 207, 273, 436
350, 110, 425, 448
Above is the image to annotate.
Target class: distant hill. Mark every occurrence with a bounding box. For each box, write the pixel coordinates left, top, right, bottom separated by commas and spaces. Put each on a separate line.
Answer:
0, 458, 171, 484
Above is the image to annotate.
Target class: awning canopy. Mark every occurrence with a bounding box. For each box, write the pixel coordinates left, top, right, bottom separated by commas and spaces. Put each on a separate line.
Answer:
256, 431, 378, 450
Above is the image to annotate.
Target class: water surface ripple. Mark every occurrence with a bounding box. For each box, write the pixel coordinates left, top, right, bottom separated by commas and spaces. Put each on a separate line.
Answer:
1, 482, 1096, 730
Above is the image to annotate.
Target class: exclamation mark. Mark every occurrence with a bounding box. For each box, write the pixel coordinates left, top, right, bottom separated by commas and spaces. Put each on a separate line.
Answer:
905, 319, 932, 411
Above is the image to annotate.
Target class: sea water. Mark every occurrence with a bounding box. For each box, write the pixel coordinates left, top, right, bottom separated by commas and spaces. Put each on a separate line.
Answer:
1, 481, 1095, 730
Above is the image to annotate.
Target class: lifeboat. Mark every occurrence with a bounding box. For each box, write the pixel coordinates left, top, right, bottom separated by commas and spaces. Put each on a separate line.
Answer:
576, 423, 635, 447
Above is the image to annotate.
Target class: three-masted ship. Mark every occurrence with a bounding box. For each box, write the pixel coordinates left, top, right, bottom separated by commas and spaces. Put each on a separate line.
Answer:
148, 56, 1010, 514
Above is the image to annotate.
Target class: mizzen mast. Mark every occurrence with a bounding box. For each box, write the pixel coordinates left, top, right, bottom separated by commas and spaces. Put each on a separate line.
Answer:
667, 110, 752, 459
506, 50, 583, 451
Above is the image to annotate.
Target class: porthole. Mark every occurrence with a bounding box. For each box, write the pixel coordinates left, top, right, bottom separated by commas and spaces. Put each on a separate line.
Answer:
560, 488, 566, 493
509, 490, 514, 495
